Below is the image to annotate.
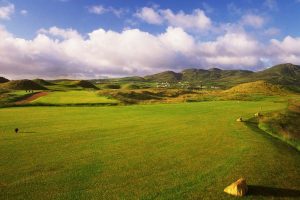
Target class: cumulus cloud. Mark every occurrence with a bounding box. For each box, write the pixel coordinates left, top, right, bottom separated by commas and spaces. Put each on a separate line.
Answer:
241, 14, 265, 28
135, 7, 163, 25
269, 36, 300, 64
135, 7, 211, 32
0, 25, 299, 79
198, 31, 267, 69
0, 3, 14, 20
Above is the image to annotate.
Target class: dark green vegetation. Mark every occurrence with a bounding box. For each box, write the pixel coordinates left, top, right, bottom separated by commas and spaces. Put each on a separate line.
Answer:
102, 83, 121, 89
0, 79, 47, 90
0, 77, 9, 83
145, 63, 299, 88
1, 101, 300, 199
112, 63, 299, 90
72, 80, 98, 89
33, 79, 55, 86
0, 63, 300, 199
258, 100, 300, 150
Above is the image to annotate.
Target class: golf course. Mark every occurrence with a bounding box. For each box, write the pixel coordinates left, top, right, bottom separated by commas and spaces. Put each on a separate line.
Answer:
0, 96, 299, 199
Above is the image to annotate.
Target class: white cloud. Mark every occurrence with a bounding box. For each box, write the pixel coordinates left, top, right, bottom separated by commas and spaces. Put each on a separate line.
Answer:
135, 7, 163, 25
88, 5, 106, 15
161, 9, 211, 31
0, 25, 299, 79
0, 3, 15, 20
198, 30, 263, 68
241, 14, 265, 28
269, 36, 300, 64
135, 7, 211, 32
20, 9, 28, 16
264, 27, 280, 36
87, 5, 126, 17
38, 26, 82, 39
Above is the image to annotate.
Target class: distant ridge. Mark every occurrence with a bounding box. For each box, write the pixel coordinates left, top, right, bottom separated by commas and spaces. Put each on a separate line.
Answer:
0, 77, 9, 83
33, 79, 55, 86
142, 63, 300, 90
145, 71, 182, 82
0, 80, 47, 90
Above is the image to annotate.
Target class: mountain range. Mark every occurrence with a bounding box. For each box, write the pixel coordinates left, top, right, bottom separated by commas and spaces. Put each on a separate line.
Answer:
141, 63, 300, 90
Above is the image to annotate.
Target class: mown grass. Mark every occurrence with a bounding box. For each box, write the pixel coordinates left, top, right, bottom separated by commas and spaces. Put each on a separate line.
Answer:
32, 91, 118, 105
0, 100, 299, 199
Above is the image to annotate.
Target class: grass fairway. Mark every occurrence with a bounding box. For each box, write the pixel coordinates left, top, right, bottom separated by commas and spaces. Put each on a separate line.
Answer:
32, 91, 118, 105
0, 101, 300, 199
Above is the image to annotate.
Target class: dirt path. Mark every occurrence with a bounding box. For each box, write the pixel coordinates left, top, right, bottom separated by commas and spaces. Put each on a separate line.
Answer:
15, 92, 48, 105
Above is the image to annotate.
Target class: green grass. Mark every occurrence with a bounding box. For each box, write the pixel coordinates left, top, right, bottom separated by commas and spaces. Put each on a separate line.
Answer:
0, 91, 40, 105
32, 91, 118, 105
0, 100, 299, 199
257, 100, 300, 150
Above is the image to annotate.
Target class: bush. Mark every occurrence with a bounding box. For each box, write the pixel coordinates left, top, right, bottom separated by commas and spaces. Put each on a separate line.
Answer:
103, 84, 121, 89
122, 84, 140, 90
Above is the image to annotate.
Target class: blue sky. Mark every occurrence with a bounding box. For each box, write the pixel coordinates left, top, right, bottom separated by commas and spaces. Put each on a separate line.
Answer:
0, 0, 300, 79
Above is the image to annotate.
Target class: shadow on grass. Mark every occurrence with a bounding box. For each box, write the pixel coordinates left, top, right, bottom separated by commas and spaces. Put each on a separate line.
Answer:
19, 131, 36, 133
248, 185, 300, 197
244, 118, 299, 153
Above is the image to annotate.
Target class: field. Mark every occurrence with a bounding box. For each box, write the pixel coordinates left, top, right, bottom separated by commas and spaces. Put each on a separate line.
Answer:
1, 100, 300, 199
31, 91, 118, 105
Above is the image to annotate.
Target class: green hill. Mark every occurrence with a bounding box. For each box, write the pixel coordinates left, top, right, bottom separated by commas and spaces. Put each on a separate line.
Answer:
144, 71, 182, 83
73, 80, 98, 89
0, 77, 9, 83
33, 79, 55, 86
142, 63, 300, 90
224, 80, 286, 95
181, 68, 253, 83
250, 63, 300, 91
0, 79, 47, 90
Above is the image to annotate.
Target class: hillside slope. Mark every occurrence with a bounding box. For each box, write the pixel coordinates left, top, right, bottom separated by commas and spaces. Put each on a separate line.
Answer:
224, 81, 286, 95
143, 63, 300, 90
0, 80, 47, 90
0, 77, 9, 83
73, 80, 98, 89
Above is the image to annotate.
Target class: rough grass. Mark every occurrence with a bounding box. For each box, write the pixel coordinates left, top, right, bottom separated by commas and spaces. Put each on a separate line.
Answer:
0, 100, 299, 199
224, 80, 286, 95
72, 80, 98, 89
258, 100, 300, 150
99, 89, 194, 104
0, 80, 47, 90
0, 91, 41, 106
32, 91, 118, 105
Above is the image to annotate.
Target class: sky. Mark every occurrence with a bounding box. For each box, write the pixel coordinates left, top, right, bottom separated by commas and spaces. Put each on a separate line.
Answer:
0, 0, 300, 79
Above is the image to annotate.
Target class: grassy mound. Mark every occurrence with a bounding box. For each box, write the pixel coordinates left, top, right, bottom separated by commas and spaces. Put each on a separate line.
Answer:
100, 89, 193, 104
258, 100, 300, 150
0, 80, 47, 90
73, 80, 98, 89
33, 79, 54, 86
122, 83, 140, 90
0, 77, 9, 83
102, 84, 121, 89
224, 80, 286, 95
